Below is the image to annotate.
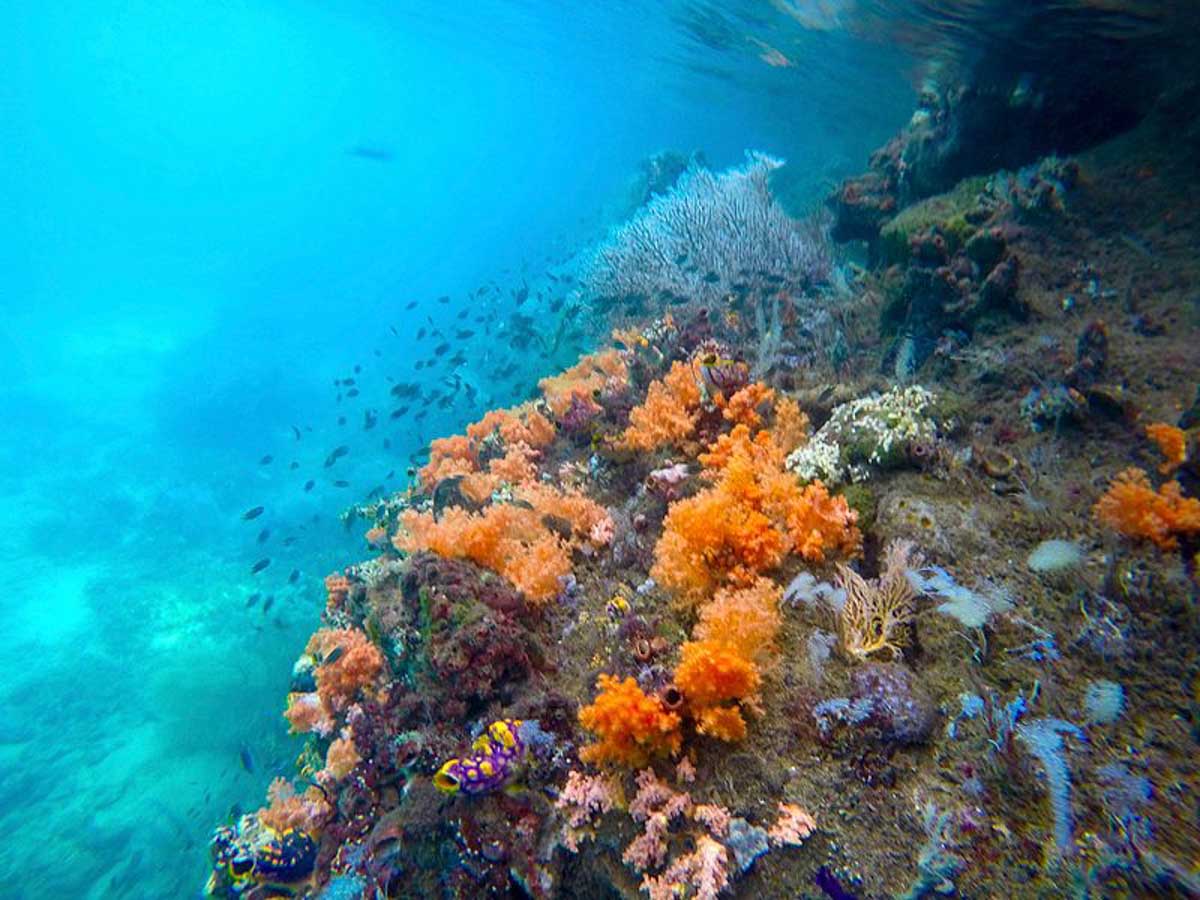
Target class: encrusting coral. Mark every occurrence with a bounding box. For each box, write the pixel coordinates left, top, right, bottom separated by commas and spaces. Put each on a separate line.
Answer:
1093, 467, 1200, 551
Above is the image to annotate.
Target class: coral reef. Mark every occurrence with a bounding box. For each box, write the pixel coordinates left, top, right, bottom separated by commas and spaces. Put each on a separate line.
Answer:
205, 73, 1200, 900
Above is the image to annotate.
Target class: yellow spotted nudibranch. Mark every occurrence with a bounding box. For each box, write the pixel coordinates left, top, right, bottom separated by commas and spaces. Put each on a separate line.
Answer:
433, 718, 527, 795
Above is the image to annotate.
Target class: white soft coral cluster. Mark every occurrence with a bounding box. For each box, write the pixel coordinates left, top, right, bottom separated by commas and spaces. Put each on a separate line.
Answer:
787, 385, 939, 484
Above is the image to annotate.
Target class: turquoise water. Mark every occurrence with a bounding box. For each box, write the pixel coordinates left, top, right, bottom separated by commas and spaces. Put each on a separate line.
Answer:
2, 3, 911, 896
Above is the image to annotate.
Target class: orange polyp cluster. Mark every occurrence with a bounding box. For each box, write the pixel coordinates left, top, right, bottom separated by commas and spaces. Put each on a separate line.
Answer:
1145, 422, 1188, 474
306, 627, 386, 712
539, 348, 629, 417
420, 403, 555, 490
618, 360, 703, 452
323, 573, 351, 611
693, 578, 783, 664
715, 382, 776, 429
673, 640, 760, 708
1093, 467, 1200, 550
578, 675, 683, 767
653, 424, 860, 607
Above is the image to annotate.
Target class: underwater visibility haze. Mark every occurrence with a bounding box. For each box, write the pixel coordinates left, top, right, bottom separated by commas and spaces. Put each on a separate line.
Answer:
4, 2, 1200, 898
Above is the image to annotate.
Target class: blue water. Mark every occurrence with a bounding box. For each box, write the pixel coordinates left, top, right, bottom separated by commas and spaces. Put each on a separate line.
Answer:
2, 3, 914, 896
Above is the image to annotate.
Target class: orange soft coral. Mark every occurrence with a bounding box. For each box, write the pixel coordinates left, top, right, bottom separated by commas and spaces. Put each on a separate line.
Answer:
653, 431, 860, 605
467, 402, 556, 448
716, 382, 776, 429
258, 777, 331, 834
307, 627, 385, 712
1093, 467, 1200, 550
579, 675, 682, 767
694, 705, 748, 742
321, 728, 362, 781
618, 361, 703, 452
1146, 422, 1188, 475
284, 691, 334, 736
693, 578, 782, 664
770, 395, 810, 456
395, 504, 572, 602
420, 433, 478, 488
673, 640, 760, 708
324, 573, 351, 611
515, 481, 612, 545
539, 349, 629, 417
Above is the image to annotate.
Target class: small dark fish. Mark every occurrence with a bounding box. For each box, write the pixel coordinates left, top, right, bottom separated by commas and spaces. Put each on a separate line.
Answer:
245, 593, 260, 608
404, 301, 417, 310
324, 445, 350, 467
238, 744, 256, 774
455, 329, 475, 339
289, 460, 299, 470
257, 528, 270, 544
304, 479, 315, 492
288, 569, 300, 584
513, 284, 529, 304
437, 294, 450, 304
366, 485, 384, 499
434, 342, 450, 356
263, 596, 274, 614
457, 309, 469, 320
348, 145, 393, 162
385, 469, 395, 479
414, 360, 425, 370
337, 415, 346, 425
382, 439, 391, 450
346, 388, 360, 398
259, 455, 273, 465
283, 535, 298, 546
354, 364, 361, 374
251, 558, 271, 574
417, 327, 427, 340
674, 253, 688, 264
342, 378, 356, 386
415, 409, 428, 421
364, 410, 377, 430
291, 425, 302, 441
390, 406, 408, 419
702, 271, 720, 284
241, 506, 265, 521
323, 646, 345, 666
333, 480, 350, 488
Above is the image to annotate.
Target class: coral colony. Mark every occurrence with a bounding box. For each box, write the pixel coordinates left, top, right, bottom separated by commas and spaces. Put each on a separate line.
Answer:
206, 80, 1200, 900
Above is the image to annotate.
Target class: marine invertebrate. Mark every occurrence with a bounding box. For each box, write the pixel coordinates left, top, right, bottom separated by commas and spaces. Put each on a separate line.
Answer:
395, 503, 572, 602
618, 360, 703, 452
582, 151, 829, 307
556, 770, 620, 850
767, 803, 817, 847
834, 540, 919, 660
693, 578, 782, 664
306, 627, 385, 712
284, 690, 334, 736
653, 429, 860, 606
539, 348, 629, 417
433, 719, 530, 795
673, 639, 761, 742
258, 778, 332, 834
639, 834, 729, 900
1016, 717, 1086, 856
324, 573, 351, 612
466, 401, 556, 448
1093, 467, 1200, 550
1146, 422, 1188, 474
786, 385, 939, 484
578, 674, 682, 767
716, 381, 775, 429
321, 727, 361, 782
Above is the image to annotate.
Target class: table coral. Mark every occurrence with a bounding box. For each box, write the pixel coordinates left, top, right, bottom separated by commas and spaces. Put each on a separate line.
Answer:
578, 675, 682, 767
1093, 467, 1200, 550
